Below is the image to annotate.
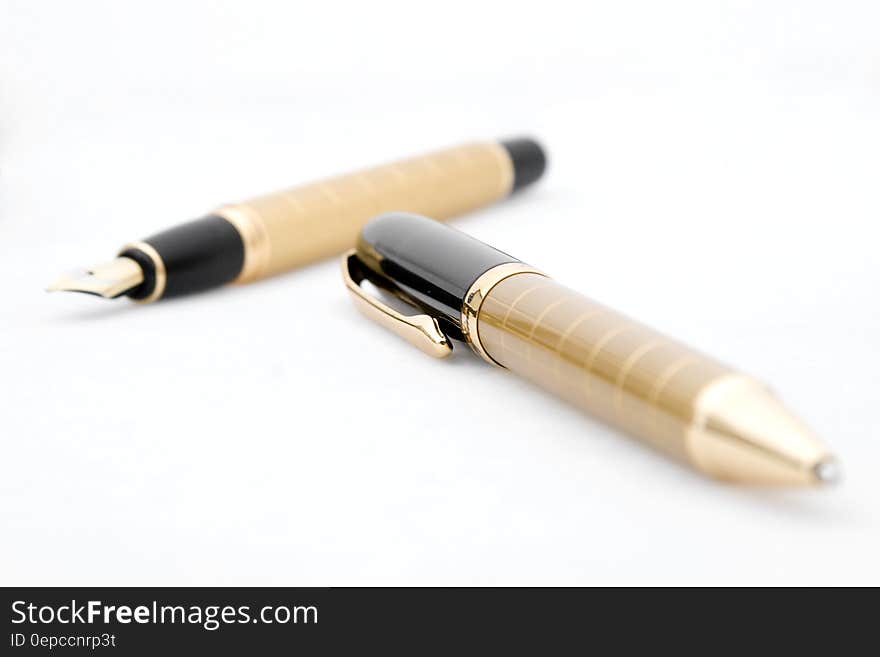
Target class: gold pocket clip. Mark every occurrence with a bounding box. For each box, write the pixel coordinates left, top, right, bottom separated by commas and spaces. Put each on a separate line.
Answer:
342, 250, 453, 359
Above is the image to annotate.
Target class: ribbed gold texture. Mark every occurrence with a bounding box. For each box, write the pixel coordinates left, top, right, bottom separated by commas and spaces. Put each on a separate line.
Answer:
476, 273, 733, 462
218, 142, 514, 282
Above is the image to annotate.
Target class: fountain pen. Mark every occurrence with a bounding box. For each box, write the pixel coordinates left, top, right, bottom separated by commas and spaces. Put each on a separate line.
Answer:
50, 138, 545, 302
343, 213, 839, 486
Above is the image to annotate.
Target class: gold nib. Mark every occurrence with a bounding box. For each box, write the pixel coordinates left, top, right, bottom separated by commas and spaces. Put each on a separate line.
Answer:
690, 376, 840, 486
48, 257, 144, 298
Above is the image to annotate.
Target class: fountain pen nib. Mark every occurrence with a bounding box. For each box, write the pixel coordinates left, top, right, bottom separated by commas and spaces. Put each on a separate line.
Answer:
48, 257, 144, 298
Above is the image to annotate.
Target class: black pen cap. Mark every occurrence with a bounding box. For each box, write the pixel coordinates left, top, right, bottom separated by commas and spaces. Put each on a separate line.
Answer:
356, 213, 522, 339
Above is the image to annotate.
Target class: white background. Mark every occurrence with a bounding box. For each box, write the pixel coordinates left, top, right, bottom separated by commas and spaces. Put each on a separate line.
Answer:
2, 1, 878, 585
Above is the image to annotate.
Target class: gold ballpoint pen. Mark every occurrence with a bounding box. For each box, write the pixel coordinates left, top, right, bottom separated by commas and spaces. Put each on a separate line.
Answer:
49, 138, 545, 302
343, 213, 840, 486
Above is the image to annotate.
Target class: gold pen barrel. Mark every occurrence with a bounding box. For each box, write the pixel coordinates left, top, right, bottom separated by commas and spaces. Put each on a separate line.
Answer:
217, 141, 515, 283
347, 214, 837, 486
476, 272, 834, 484
52, 139, 545, 303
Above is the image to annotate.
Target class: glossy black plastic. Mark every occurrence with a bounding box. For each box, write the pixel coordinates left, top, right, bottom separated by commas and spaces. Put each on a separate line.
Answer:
357, 213, 520, 338
124, 215, 245, 299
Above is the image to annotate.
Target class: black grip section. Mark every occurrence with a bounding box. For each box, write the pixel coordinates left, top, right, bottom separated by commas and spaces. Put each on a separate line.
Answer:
357, 213, 519, 337
124, 215, 245, 300
500, 137, 547, 192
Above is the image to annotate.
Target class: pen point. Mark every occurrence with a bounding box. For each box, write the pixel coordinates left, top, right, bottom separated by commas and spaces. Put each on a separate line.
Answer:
813, 457, 842, 485
48, 257, 145, 299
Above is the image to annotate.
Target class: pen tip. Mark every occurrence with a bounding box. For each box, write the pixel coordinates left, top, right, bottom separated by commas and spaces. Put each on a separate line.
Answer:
48, 257, 145, 299
813, 457, 842, 485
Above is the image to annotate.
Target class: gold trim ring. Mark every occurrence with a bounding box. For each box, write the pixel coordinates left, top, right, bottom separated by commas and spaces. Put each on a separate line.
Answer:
461, 262, 546, 366
119, 241, 167, 303
215, 204, 271, 283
